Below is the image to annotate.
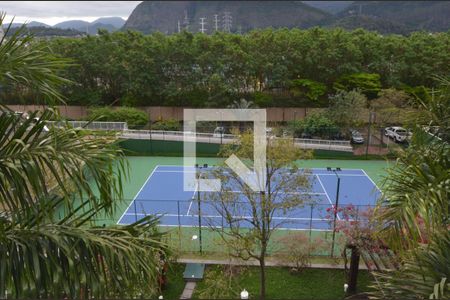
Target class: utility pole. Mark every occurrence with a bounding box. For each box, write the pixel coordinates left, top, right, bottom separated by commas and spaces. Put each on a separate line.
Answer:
214, 14, 219, 32
222, 11, 232, 33
199, 17, 207, 34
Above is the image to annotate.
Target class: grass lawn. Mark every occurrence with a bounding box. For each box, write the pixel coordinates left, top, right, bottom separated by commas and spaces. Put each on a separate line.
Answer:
161, 263, 186, 300
193, 265, 374, 299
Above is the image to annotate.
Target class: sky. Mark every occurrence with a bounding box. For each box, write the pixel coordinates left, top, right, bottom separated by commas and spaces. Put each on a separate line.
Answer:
0, 1, 141, 25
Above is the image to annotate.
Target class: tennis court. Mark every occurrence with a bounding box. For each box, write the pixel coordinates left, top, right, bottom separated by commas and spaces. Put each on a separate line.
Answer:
117, 165, 382, 230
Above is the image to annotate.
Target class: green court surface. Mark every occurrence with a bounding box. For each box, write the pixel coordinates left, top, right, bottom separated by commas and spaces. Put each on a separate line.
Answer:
85, 156, 389, 256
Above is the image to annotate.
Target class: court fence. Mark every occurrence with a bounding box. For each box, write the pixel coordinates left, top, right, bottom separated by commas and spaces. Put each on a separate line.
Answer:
47, 121, 128, 131
93, 199, 377, 258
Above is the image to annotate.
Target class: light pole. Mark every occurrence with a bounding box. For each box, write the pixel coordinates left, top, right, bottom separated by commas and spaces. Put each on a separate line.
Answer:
329, 167, 341, 257
195, 164, 208, 254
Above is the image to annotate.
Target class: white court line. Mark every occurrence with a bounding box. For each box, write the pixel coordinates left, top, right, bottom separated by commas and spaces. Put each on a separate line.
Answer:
123, 212, 330, 221
155, 169, 367, 177
116, 165, 160, 224
156, 224, 332, 232
314, 174, 341, 221
360, 169, 383, 193
186, 185, 197, 216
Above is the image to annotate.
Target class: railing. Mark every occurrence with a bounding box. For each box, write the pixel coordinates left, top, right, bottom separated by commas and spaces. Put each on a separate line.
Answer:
47, 121, 128, 131
120, 130, 353, 152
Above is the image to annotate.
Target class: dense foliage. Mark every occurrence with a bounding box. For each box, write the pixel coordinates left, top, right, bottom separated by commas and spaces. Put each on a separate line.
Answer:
87, 106, 149, 128
3, 28, 448, 107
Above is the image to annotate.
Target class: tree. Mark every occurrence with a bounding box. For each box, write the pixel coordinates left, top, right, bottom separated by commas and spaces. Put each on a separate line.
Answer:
326, 89, 368, 129
0, 16, 168, 298
334, 73, 382, 99
290, 79, 327, 103
202, 132, 312, 300
370, 78, 450, 298
370, 88, 412, 125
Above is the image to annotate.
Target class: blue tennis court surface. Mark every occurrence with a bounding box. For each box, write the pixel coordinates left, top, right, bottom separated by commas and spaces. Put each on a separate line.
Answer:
118, 165, 382, 230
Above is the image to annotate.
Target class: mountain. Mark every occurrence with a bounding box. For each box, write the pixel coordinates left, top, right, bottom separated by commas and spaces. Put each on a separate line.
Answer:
6, 26, 84, 38
123, 1, 330, 34
92, 17, 126, 28
333, 1, 450, 33
302, 1, 353, 14
53, 18, 123, 34
54, 20, 90, 30
8, 21, 50, 28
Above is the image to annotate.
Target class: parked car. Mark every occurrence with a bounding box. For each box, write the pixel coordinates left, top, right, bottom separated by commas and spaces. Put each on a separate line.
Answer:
213, 126, 225, 138
349, 129, 364, 144
384, 126, 408, 143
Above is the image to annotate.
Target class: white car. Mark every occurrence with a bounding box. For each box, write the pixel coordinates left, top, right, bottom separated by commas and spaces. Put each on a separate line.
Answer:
213, 126, 225, 138
384, 126, 408, 143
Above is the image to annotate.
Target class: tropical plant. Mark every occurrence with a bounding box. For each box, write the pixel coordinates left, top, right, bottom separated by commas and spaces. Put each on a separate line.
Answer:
370, 78, 450, 299
0, 15, 168, 298
0, 13, 70, 103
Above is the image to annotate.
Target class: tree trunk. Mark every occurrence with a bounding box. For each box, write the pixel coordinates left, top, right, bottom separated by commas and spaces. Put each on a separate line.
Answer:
259, 256, 266, 300
348, 245, 360, 294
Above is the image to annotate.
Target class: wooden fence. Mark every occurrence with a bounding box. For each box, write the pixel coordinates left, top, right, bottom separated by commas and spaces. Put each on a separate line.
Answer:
5, 105, 324, 122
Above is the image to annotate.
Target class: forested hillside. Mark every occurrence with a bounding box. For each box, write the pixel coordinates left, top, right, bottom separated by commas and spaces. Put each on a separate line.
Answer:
123, 1, 330, 34
123, 0, 450, 34
2, 28, 448, 107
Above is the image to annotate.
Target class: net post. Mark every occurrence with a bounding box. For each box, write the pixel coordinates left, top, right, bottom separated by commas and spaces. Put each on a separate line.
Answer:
133, 199, 138, 223
309, 204, 313, 243
177, 200, 182, 251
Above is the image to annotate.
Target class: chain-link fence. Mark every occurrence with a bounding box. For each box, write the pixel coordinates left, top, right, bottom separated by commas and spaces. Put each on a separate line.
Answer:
90, 198, 376, 257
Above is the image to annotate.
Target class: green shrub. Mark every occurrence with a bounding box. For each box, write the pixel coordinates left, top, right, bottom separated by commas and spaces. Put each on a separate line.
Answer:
151, 119, 181, 131
288, 113, 339, 139
87, 107, 149, 129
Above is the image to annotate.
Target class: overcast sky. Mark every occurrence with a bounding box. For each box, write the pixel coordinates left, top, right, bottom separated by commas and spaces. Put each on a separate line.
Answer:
0, 1, 141, 25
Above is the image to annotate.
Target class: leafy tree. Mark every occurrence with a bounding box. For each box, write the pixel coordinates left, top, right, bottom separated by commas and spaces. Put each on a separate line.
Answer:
326, 89, 368, 129
204, 132, 312, 300
290, 79, 327, 103
370, 88, 413, 125
334, 73, 382, 99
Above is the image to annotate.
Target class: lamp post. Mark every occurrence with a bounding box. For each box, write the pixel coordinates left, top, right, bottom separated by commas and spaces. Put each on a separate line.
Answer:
195, 164, 207, 254
329, 167, 341, 257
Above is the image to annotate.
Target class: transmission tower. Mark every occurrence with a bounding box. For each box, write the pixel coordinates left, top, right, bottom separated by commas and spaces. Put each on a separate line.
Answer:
182, 9, 190, 32
213, 14, 219, 31
222, 11, 232, 33
177, 20, 181, 33
199, 17, 207, 34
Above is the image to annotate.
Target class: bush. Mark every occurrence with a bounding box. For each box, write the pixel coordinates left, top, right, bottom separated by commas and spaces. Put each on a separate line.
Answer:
151, 119, 181, 131
87, 107, 149, 129
288, 113, 339, 139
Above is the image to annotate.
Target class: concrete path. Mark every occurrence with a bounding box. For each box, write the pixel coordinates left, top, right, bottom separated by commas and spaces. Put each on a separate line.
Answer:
177, 257, 368, 270
179, 282, 197, 299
